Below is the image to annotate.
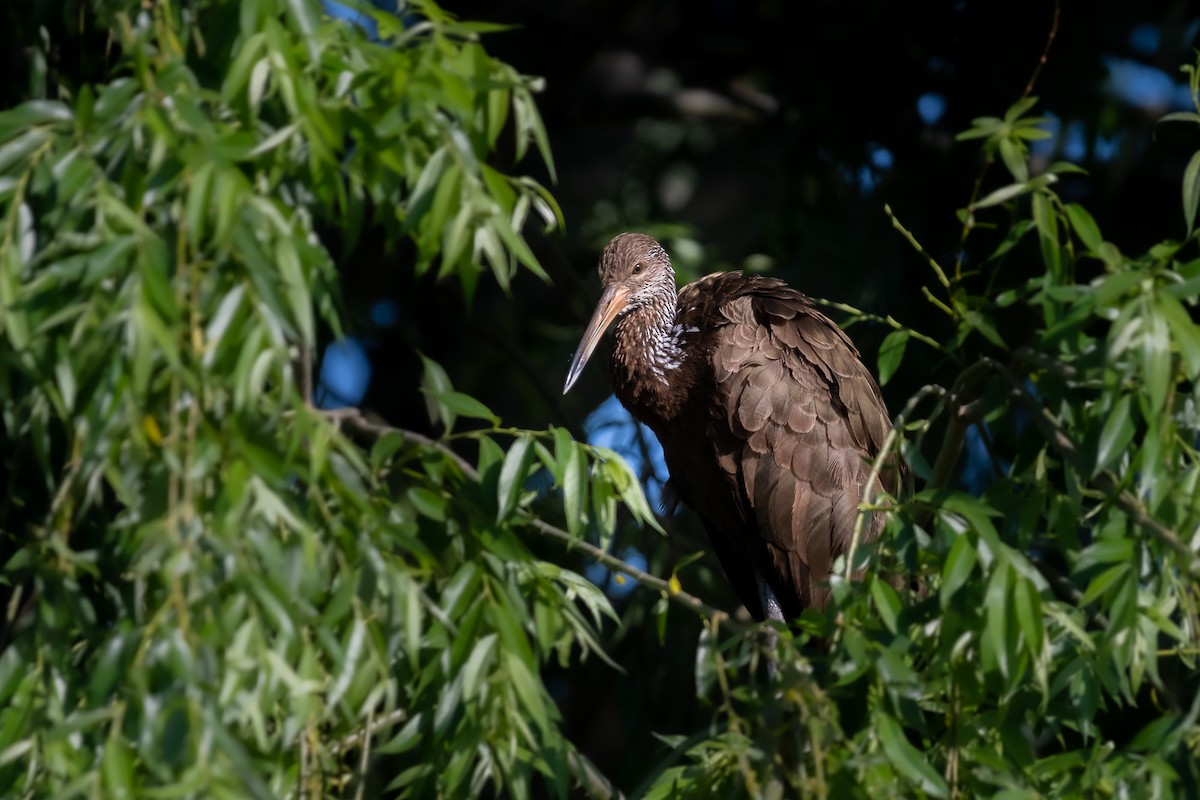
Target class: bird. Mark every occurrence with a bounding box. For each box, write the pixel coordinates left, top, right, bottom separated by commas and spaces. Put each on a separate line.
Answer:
563, 233, 902, 623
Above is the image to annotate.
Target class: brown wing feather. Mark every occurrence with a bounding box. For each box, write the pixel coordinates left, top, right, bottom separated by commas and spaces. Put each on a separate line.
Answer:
677, 272, 899, 617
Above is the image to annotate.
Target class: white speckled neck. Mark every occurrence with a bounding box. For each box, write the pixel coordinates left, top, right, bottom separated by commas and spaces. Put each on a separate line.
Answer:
615, 290, 685, 386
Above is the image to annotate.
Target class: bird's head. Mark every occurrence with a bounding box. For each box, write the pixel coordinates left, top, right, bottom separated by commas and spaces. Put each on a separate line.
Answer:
563, 233, 675, 394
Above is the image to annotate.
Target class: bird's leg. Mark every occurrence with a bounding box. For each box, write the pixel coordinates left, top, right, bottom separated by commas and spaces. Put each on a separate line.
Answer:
755, 572, 784, 682
756, 572, 785, 624
753, 570, 805, 790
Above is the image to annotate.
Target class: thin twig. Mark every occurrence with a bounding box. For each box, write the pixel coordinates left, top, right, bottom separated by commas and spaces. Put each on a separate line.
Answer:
955, 0, 1062, 279
845, 384, 946, 581
885, 204, 952, 292
1021, 0, 1062, 101
334, 707, 408, 754
813, 297, 944, 352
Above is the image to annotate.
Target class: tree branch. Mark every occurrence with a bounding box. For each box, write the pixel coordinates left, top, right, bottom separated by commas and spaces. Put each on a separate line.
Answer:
334, 707, 408, 755
317, 407, 746, 632
1021, 0, 1062, 101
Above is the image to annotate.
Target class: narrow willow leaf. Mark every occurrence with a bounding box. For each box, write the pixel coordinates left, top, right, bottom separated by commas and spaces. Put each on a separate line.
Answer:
562, 442, 587, 538
998, 136, 1028, 182
1081, 563, 1130, 605
0, 129, 52, 174
327, 613, 365, 709
433, 390, 499, 425
1157, 293, 1200, 378
497, 435, 533, 521
1065, 203, 1103, 252
1142, 309, 1171, 413
1005, 95, 1040, 122
203, 285, 246, 368
1183, 149, 1200, 234
870, 577, 901, 633
985, 560, 1012, 679
1032, 191, 1062, 279
462, 633, 497, 701
102, 732, 136, 797
875, 712, 949, 798
0, 100, 72, 142
940, 533, 977, 608
276, 236, 314, 344
694, 626, 717, 699
1158, 111, 1200, 125
419, 355, 455, 429
974, 180, 1032, 209
1095, 394, 1134, 475
593, 446, 664, 534
877, 329, 910, 386
405, 577, 423, 672
1013, 577, 1044, 657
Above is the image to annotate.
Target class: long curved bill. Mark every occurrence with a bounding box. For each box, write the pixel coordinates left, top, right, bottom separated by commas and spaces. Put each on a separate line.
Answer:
563, 284, 631, 394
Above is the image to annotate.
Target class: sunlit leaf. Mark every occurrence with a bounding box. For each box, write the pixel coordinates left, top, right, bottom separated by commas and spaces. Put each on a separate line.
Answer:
877, 329, 909, 386
875, 712, 949, 798
497, 435, 534, 521
1183, 149, 1200, 234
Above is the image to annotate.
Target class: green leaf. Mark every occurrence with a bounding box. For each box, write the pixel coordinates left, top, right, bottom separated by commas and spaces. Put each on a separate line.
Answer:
974, 180, 1034, 209
497, 435, 534, 521
504, 650, 551, 732
1095, 394, 1134, 475
870, 577, 901, 633
998, 137, 1029, 182
405, 576, 424, 672
276, 235, 314, 345
462, 633, 497, 701
694, 626, 717, 698
1065, 203, 1103, 252
0, 100, 72, 142
1005, 96, 1040, 122
1158, 111, 1200, 125
985, 559, 1012, 679
0, 128, 52, 174
1081, 563, 1129, 605
963, 309, 1008, 349
1032, 191, 1063, 279
1013, 577, 1044, 657
593, 446, 665, 534
877, 329, 909, 386
102, 732, 136, 798
1093, 269, 1143, 308
1128, 713, 1180, 751
1142, 309, 1171, 412
420, 355, 455, 429
955, 116, 1002, 141
1183, 149, 1200, 234
875, 712, 949, 798
940, 533, 977, 608
1158, 292, 1200, 378
561, 440, 588, 538
433, 390, 500, 425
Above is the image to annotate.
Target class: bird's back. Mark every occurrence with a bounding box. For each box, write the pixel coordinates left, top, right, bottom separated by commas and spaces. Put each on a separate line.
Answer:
655, 272, 900, 619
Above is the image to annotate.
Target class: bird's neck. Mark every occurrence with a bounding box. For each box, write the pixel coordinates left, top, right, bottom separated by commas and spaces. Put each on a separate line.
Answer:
611, 289, 690, 421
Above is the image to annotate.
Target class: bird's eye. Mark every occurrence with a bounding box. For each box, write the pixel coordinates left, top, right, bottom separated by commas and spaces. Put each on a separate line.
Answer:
632, 263, 643, 275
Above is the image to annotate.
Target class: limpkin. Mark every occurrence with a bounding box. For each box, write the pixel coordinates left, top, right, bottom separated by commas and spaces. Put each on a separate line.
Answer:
564, 233, 901, 622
